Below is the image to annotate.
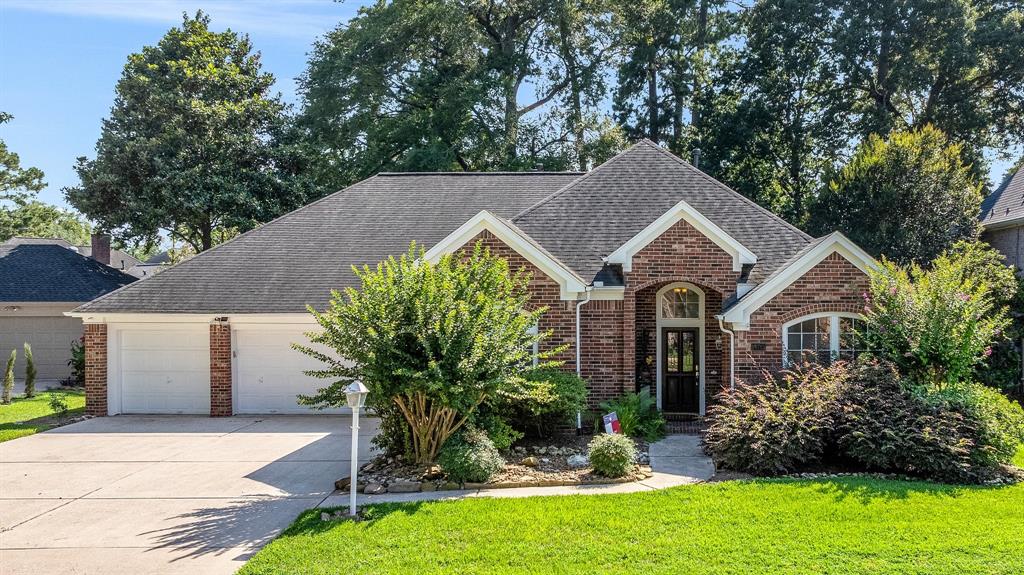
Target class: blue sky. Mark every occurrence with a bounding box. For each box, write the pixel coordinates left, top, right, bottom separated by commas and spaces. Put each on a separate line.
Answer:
0, 1, 1018, 211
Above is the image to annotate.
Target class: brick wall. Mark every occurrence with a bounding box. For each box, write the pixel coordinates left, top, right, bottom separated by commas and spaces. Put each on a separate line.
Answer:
580, 299, 624, 405
84, 323, 107, 416
622, 218, 739, 398
983, 225, 1023, 273
735, 252, 869, 383
210, 322, 232, 417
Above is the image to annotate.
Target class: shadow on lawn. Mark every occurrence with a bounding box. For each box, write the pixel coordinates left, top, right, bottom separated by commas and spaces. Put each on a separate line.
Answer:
790, 476, 1007, 504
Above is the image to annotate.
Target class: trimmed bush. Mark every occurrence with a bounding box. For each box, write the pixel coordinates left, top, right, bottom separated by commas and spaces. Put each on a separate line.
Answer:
437, 428, 505, 484
492, 368, 588, 438
588, 433, 636, 477
598, 388, 666, 441
477, 412, 523, 451
2, 349, 14, 405
68, 337, 85, 386
934, 383, 1024, 468
705, 363, 847, 475
24, 343, 36, 398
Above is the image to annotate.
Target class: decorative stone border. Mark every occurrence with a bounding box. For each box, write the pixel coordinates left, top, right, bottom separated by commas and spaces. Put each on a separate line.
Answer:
342, 465, 655, 495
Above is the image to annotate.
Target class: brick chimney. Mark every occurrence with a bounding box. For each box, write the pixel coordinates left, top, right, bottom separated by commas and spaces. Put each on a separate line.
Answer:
91, 233, 111, 266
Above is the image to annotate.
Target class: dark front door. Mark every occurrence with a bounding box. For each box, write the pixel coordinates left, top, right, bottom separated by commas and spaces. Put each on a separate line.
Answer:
662, 327, 699, 413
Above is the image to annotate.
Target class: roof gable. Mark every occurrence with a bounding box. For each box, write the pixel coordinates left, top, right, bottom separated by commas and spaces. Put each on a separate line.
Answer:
511, 140, 812, 284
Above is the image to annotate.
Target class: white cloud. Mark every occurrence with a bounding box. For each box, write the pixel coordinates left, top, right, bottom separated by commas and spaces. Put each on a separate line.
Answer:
2, 0, 348, 40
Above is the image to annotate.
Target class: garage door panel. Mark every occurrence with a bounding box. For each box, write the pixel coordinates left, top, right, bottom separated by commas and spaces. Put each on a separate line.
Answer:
117, 326, 209, 415
235, 327, 344, 414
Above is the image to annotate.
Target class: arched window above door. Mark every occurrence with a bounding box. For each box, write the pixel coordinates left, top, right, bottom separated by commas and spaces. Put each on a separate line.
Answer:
659, 284, 702, 319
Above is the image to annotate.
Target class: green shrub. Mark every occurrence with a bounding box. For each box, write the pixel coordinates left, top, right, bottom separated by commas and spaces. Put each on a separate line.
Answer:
68, 337, 85, 386
491, 368, 588, 438
598, 388, 665, 441
932, 383, 1024, 468
437, 428, 505, 484
838, 360, 978, 482
2, 349, 15, 405
23, 343, 36, 398
588, 433, 636, 477
476, 412, 523, 451
705, 363, 847, 475
48, 392, 70, 423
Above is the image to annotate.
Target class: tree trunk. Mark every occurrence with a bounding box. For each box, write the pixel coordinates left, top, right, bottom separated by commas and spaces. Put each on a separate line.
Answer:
200, 219, 213, 252
392, 391, 483, 464
558, 9, 586, 170
647, 55, 659, 141
691, 0, 708, 143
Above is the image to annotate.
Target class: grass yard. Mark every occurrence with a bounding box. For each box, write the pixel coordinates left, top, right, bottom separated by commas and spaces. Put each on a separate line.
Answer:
0, 389, 85, 442
240, 475, 1024, 575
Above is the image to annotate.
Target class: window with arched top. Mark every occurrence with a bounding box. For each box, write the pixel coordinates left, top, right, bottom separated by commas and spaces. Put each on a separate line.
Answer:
783, 313, 866, 367
660, 285, 701, 319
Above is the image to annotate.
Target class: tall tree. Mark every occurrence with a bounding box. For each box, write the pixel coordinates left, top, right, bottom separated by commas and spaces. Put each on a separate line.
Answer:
700, 0, 846, 223
807, 126, 983, 264
0, 200, 92, 245
0, 112, 45, 205
830, 0, 1024, 167
66, 12, 309, 253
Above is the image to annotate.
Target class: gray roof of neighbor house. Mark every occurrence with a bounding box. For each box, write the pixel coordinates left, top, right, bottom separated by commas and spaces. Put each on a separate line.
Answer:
981, 165, 1024, 228
75, 172, 583, 313
2, 237, 142, 272
0, 243, 137, 302
75, 141, 814, 314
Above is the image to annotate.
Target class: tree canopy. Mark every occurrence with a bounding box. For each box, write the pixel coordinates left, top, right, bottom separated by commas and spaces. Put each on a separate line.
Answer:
66, 11, 313, 253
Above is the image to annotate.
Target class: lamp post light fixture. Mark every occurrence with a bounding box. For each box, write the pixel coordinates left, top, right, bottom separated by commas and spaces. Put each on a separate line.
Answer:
345, 380, 370, 517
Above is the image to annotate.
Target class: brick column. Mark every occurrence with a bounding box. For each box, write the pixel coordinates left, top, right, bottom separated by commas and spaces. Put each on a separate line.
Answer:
210, 321, 232, 417
84, 323, 108, 416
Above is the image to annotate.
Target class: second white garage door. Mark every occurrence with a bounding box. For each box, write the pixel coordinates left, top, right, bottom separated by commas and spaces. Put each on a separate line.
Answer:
234, 325, 343, 414
118, 325, 210, 414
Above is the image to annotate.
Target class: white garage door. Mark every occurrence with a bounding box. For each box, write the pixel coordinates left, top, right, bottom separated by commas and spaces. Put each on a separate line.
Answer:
234, 326, 343, 414
118, 326, 210, 414
0, 314, 82, 380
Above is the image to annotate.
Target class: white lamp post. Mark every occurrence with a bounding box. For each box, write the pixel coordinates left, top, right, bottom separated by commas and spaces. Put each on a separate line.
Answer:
345, 380, 370, 517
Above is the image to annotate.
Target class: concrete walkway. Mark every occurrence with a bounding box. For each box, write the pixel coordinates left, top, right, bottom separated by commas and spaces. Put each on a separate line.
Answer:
319, 434, 715, 506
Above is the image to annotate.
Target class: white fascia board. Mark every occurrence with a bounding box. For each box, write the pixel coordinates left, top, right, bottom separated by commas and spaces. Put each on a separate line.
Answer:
589, 286, 625, 300
721, 232, 877, 326
422, 210, 588, 299
981, 215, 1024, 230
606, 199, 757, 272
64, 312, 220, 324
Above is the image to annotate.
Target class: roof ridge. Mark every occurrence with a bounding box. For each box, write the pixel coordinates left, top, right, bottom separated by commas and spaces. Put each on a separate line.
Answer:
511, 141, 652, 222
377, 171, 584, 176
644, 143, 814, 242
74, 176, 377, 312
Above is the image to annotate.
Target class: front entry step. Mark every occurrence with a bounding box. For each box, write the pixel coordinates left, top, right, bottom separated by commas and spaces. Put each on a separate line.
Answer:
662, 413, 707, 436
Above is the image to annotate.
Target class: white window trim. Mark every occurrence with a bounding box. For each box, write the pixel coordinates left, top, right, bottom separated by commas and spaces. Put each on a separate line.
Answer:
654, 282, 705, 415
781, 312, 861, 367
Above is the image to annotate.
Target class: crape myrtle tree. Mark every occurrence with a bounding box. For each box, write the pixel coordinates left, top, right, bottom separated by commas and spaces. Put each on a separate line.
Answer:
66, 11, 314, 253
294, 242, 561, 464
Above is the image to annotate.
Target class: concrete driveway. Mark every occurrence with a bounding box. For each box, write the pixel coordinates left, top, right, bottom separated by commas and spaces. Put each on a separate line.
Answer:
0, 415, 379, 575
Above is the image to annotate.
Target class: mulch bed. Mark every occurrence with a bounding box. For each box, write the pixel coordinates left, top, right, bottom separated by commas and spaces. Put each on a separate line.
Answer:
343, 434, 653, 494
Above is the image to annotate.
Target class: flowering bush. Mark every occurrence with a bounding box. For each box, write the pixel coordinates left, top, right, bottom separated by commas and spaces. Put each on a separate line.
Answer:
861, 242, 1013, 388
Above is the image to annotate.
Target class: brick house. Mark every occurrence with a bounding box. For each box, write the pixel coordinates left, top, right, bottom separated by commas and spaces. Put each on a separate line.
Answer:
980, 164, 1023, 388
70, 141, 875, 419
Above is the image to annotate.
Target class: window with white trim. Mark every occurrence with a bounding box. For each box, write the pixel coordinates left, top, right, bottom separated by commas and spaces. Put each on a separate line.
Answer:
783, 314, 865, 367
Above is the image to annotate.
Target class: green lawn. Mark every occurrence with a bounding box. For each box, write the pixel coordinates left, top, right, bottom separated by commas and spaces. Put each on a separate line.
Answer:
0, 389, 85, 442
240, 476, 1024, 575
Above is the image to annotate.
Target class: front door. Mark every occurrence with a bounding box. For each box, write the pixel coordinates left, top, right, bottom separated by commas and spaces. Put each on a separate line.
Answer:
662, 327, 699, 413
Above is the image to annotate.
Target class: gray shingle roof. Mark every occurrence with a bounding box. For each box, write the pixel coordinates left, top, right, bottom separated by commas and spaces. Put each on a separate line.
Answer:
981, 165, 1024, 228
76, 172, 582, 313
75, 141, 814, 315
511, 140, 812, 283
0, 243, 137, 302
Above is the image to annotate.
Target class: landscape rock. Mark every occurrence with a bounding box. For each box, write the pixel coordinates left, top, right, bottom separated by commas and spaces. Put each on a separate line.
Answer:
421, 465, 443, 480
567, 454, 589, 468
387, 480, 422, 493
362, 483, 387, 495
334, 476, 351, 490
321, 512, 331, 521
522, 456, 539, 467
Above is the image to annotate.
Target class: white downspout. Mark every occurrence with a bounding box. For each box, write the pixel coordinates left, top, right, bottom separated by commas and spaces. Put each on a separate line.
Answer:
717, 316, 735, 391
575, 287, 593, 432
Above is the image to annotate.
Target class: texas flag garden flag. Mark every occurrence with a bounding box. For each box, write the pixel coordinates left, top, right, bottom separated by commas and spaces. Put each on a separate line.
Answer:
602, 412, 621, 434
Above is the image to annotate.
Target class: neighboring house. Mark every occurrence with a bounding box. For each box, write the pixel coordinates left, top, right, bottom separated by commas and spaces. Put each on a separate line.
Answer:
0, 235, 137, 382
981, 164, 1024, 272
70, 141, 875, 417
4, 236, 145, 277
127, 250, 172, 278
